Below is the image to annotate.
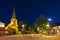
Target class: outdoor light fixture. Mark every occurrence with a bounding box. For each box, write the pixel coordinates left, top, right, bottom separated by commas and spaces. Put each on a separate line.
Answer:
22, 24, 25, 28
48, 18, 52, 21
47, 24, 50, 27
37, 28, 39, 31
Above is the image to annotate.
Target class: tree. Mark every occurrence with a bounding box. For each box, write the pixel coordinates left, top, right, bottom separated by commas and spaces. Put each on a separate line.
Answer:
34, 15, 49, 32
25, 25, 34, 34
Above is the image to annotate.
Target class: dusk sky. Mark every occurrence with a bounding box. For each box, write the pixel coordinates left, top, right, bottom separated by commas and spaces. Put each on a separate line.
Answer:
0, 0, 60, 24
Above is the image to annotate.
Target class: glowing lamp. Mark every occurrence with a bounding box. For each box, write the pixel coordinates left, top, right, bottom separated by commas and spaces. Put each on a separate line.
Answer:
48, 18, 52, 21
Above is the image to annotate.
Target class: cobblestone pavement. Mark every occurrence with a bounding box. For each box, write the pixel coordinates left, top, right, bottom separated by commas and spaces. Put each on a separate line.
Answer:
0, 34, 60, 40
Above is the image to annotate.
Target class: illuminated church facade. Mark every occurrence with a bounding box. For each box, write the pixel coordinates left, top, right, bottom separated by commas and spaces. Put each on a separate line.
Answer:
5, 8, 19, 34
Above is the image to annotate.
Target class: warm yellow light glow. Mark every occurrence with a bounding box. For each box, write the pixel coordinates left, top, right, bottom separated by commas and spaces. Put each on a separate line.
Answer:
37, 28, 39, 31
22, 24, 25, 28
58, 26, 60, 28
5, 8, 19, 34
47, 24, 50, 27
0, 22, 5, 27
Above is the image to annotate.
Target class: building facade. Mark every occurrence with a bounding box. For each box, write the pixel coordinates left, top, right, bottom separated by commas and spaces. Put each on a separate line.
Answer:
5, 8, 19, 35
0, 22, 5, 36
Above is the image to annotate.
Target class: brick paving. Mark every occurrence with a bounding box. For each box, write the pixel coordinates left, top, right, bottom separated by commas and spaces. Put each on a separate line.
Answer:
0, 34, 60, 40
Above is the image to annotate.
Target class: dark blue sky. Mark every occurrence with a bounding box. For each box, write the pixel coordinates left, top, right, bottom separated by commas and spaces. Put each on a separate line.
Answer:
0, 0, 60, 24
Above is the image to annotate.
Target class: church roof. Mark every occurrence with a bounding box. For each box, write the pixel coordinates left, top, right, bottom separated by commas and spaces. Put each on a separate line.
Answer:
12, 7, 16, 19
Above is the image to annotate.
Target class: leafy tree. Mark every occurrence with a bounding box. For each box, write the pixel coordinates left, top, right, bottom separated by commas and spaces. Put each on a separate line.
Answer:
25, 25, 34, 34
34, 15, 49, 31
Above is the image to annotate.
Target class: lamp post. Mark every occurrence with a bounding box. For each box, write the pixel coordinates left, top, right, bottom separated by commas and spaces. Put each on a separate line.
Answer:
22, 24, 25, 34
46, 24, 50, 35
37, 27, 40, 33
22, 24, 25, 28
37, 28, 39, 31
47, 24, 50, 28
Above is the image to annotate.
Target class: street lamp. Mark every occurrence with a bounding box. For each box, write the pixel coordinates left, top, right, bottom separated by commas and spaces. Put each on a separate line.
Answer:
46, 24, 50, 29
47, 24, 50, 27
48, 18, 52, 21
22, 24, 25, 28
22, 24, 25, 34
37, 28, 39, 31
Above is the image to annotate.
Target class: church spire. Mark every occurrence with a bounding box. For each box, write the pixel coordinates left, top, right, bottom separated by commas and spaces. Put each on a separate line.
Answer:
12, 7, 16, 18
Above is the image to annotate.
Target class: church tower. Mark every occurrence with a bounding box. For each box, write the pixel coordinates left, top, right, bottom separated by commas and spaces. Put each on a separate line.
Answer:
5, 7, 18, 34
